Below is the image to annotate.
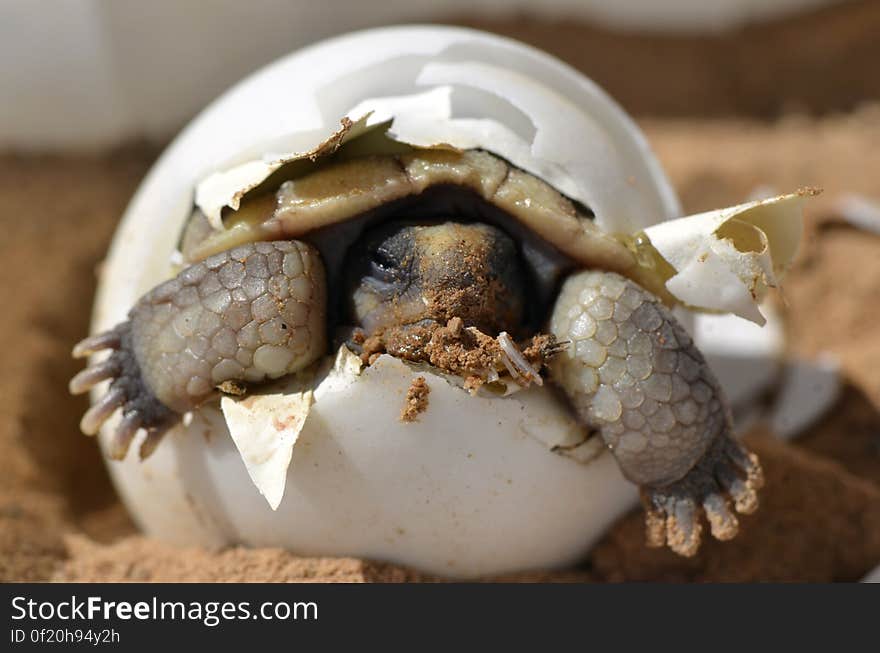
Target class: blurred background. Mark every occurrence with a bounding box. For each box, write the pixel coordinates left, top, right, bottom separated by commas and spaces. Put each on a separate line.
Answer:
2, 0, 880, 582
1, 0, 875, 148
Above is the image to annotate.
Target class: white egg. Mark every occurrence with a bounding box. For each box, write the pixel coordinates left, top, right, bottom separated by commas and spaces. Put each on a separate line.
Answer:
87, 26, 799, 577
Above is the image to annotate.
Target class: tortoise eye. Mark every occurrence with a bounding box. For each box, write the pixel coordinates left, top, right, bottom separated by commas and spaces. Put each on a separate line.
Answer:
370, 247, 401, 282
372, 247, 396, 269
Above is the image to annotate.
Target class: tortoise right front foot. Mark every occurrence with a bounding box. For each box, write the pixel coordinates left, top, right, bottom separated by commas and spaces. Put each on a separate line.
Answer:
549, 269, 764, 556
71, 240, 326, 460
641, 434, 763, 556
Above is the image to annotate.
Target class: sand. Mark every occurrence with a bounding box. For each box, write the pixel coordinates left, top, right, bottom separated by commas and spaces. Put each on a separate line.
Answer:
400, 376, 431, 423
4, 6, 880, 581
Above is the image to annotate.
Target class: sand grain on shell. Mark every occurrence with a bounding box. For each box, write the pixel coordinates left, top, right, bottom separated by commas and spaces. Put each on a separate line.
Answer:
401, 376, 431, 422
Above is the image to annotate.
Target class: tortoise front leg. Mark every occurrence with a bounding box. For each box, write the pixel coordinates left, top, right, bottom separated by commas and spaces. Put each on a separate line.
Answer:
548, 270, 763, 557
70, 241, 326, 460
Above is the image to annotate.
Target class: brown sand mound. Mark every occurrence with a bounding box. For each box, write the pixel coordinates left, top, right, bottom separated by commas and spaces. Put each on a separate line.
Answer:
592, 434, 880, 582
53, 536, 595, 583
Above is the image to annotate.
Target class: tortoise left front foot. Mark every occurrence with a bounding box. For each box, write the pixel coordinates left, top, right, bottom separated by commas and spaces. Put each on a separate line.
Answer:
71, 240, 326, 460
71, 322, 178, 460
549, 269, 764, 556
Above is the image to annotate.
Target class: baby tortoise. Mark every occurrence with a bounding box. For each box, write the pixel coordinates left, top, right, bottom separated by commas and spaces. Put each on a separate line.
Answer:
71, 149, 763, 557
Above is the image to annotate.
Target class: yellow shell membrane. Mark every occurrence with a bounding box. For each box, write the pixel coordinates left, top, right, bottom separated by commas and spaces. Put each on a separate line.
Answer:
184, 149, 676, 304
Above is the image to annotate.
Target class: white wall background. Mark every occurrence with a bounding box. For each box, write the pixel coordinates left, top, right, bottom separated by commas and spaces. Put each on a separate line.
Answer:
0, 0, 839, 149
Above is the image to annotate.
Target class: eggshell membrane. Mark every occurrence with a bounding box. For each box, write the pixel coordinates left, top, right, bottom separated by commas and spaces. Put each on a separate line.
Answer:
88, 26, 742, 577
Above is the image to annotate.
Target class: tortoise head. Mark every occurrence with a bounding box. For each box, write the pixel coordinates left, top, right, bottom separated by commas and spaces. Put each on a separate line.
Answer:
345, 220, 528, 337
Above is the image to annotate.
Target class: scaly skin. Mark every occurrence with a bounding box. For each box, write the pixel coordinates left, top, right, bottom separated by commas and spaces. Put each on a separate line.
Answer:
549, 270, 763, 556
71, 240, 325, 460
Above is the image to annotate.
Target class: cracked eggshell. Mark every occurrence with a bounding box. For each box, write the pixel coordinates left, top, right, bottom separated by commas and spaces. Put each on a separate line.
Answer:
198, 351, 633, 577
91, 26, 686, 577
642, 192, 807, 324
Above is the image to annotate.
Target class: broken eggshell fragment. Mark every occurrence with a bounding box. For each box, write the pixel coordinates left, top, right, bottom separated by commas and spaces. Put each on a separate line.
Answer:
640, 191, 808, 324
88, 26, 802, 577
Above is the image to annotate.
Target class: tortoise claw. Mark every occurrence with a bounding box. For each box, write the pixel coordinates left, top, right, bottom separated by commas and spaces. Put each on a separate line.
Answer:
72, 328, 123, 358
71, 322, 178, 460
641, 436, 763, 556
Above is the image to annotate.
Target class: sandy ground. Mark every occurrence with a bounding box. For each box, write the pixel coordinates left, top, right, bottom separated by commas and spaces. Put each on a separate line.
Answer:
3, 3, 880, 581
